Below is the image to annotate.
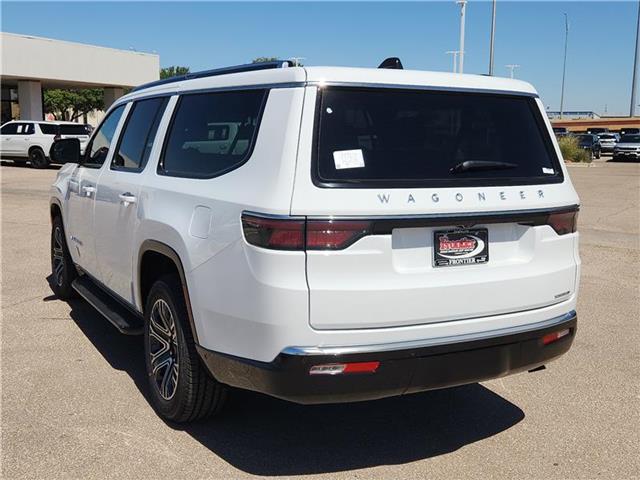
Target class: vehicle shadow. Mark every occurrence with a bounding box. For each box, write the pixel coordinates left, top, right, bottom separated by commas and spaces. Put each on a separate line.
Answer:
0, 159, 61, 169
63, 294, 525, 476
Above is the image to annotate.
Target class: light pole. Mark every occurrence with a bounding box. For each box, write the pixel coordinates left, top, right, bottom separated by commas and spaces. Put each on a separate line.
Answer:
505, 64, 520, 79
446, 50, 460, 73
489, 0, 497, 75
457, 0, 467, 73
630, 0, 640, 117
560, 13, 569, 119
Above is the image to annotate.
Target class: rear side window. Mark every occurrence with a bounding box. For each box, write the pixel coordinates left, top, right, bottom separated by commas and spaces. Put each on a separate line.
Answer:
112, 97, 168, 171
39, 124, 59, 135
60, 124, 91, 135
314, 87, 563, 188
15, 123, 34, 134
160, 89, 267, 178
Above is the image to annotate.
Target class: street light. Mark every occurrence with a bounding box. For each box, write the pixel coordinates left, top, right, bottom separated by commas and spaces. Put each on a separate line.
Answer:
505, 64, 520, 79
560, 13, 569, 119
446, 50, 460, 73
456, 0, 467, 73
489, 0, 497, 75
630, 0, 640, 117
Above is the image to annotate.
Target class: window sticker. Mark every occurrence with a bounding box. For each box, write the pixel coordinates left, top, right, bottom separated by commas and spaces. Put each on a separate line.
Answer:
542, 167, 554, 174
333, 149, 365, 170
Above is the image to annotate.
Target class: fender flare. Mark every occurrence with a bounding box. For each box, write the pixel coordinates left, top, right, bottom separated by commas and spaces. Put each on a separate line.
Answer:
137, 240, 199, 344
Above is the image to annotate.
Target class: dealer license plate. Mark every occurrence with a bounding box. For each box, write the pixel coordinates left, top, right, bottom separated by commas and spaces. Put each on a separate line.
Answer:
433, 229, 489, 267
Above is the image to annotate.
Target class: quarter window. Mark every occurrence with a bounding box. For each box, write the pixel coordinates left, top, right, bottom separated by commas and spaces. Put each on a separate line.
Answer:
112, 97, 168, 171
85, 105, 125, 168
39, 124, 59, 135
160, 90, 267, 178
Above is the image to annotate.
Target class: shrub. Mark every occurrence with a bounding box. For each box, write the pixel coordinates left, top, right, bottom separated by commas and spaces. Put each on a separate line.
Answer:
558, 136, 592, 163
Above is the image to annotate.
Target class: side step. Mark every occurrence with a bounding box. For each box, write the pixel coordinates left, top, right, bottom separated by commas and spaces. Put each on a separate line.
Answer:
72, 276, 144, 335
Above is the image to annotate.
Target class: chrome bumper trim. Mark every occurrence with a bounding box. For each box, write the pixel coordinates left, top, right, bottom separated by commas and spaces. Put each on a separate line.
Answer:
282, 310, 577, 356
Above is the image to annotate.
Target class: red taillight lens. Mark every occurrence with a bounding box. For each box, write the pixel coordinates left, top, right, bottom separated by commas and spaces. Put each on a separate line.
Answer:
547, 210, 578, 235
241, 214, 304, 250
242, 214, 371, 251
541, 328, 571, 345
306, 220, 371, 250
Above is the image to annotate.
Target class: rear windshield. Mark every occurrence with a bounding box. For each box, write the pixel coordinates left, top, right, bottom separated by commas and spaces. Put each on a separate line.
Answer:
60, 124, 90, 135
599, 134, 616, 139
620, 134, 640, 142
314, 87, 563, 188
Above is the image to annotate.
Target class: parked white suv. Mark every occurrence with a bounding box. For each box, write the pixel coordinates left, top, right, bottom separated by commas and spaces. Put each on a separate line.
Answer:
49, 60, 580, 423
1, 120, 91, 168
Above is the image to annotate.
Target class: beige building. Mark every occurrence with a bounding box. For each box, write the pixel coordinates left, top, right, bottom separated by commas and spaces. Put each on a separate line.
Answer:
1, 32, 159, 124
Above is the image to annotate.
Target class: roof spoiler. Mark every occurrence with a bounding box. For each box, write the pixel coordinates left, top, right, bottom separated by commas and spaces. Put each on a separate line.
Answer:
132, 60, 295, 92
378, 57, 403, 69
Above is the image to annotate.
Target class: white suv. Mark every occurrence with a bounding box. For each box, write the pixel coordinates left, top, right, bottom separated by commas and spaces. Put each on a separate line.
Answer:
1, 120, 91, 168
49, 60, 580, 423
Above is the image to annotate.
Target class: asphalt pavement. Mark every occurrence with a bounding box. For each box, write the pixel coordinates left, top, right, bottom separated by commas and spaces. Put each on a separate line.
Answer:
1, 157, 638, 479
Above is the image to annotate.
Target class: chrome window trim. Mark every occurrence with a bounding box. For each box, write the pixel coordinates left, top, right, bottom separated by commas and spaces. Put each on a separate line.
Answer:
282, 310, 577, 356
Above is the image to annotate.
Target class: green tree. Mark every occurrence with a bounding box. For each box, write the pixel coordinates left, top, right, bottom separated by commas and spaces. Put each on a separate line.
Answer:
160, 66, 190, 79
43, 89, 104, 121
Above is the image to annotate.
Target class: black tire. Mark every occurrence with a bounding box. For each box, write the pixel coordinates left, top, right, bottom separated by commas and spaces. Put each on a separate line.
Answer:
144, 275, 226, 423
29, 148, 49, 169
595, 149, 601, 159
50, 215, 78, 299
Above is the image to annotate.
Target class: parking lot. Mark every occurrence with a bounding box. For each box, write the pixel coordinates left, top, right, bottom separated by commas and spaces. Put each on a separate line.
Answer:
1, 158, 638, 479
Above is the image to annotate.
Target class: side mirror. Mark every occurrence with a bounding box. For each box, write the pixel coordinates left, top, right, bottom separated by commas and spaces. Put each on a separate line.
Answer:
51, 138, 81, 164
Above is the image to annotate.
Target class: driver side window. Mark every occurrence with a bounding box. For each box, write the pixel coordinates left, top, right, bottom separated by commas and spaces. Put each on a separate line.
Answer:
84, 105, 126, 168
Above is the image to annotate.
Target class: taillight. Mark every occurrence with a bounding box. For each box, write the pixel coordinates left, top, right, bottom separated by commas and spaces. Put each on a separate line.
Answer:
547, 210, 578, 235
306, 220, 371, 250
241, 215, 304, 250
241, 214, 371, 251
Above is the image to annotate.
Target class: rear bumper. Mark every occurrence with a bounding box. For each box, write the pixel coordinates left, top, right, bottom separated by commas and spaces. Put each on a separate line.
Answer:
197, 311, 577, 404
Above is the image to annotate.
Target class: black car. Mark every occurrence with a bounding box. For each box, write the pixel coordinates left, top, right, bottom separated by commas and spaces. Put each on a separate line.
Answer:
576, 134, 601, 159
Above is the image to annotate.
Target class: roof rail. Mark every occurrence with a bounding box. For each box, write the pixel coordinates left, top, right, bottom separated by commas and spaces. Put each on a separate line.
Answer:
132, 60, 295, 92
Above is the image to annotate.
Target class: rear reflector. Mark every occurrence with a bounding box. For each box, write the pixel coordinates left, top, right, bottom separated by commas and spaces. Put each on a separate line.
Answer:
547, 210, 578, 235
542, 328, 570, 345
309, 361, 380, 375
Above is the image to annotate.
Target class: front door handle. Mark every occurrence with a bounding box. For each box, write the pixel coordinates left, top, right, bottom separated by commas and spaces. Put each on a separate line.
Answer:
81, 185, 96, 197
119, 192, 137, 205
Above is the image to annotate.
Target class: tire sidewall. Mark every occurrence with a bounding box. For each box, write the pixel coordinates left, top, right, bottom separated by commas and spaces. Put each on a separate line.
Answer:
144, 279, 194, 421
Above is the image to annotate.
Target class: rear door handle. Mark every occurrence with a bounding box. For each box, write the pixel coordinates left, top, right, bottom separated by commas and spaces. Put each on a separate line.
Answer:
119, 192, 137, 205
81, 185, 96, 197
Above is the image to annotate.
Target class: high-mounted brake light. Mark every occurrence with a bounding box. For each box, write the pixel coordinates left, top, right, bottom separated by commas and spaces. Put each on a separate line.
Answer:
541, 328, 570, 345
309, 361, 380, 375
547, 210, 578, 235
241, 214, 371, 251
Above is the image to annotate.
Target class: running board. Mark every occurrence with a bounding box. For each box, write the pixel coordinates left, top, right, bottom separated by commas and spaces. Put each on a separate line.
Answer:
72, 276, 143, 335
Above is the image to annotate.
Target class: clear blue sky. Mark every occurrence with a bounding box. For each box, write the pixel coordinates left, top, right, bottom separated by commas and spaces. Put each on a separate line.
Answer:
2, 1, 637, 115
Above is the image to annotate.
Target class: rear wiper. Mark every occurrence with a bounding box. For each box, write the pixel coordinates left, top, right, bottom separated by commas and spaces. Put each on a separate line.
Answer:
450, 160, 518, 174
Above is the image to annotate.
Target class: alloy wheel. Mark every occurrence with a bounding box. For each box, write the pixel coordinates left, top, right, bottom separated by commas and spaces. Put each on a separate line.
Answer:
148, 299, 180, 400
52, 226, 65, 287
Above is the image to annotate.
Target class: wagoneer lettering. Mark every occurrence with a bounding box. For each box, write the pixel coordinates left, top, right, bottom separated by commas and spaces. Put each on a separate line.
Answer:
49, 59, 580, 423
